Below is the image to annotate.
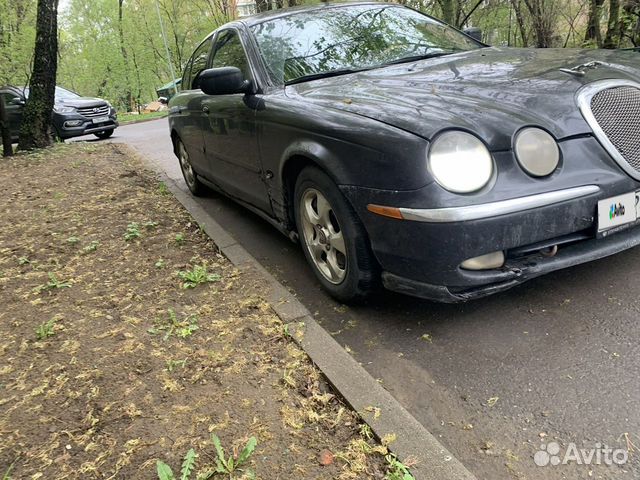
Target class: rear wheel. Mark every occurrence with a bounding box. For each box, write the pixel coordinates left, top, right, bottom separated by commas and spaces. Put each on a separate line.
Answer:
94, 129, 114, 139
176, 138, 206, 196
294, 166, 378, 302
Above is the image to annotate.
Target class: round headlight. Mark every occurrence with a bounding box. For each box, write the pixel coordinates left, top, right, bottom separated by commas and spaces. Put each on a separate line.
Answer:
428, 131, 493, 193
514, 128, 560, 177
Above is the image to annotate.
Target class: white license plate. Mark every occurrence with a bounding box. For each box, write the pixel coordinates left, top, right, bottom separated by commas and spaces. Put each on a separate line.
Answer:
92, 116, 110, 124
597, 191, 638, 232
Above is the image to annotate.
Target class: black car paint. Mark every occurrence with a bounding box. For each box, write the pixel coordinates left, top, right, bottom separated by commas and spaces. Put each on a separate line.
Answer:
0, 86, 118, 141
169, 2, 640, 301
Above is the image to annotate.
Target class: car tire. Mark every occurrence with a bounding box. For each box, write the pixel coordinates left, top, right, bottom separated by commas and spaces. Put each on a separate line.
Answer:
294, 166, 378, 302
176, 137, 206, 196
94, 129, 114, 140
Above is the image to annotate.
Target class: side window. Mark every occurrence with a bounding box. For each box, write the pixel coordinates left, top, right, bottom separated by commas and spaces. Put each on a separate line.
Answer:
210, 30, 252, 80
184, 36, 213, 90
1, 91, 19, 106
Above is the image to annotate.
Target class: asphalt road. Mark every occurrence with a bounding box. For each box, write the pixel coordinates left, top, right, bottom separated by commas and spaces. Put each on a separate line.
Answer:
90, 120, 639, 479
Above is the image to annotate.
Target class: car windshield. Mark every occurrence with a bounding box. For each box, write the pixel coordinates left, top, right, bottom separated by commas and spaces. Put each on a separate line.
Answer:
251, 4, 481, 85
21, 86, 81, 101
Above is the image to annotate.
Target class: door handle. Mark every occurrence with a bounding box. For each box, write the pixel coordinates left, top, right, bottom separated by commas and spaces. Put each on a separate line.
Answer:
202, 105, 209, 114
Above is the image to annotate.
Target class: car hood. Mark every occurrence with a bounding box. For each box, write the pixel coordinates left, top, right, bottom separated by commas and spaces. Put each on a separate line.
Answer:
57, 97, 108, 108
287, 47, 640, 149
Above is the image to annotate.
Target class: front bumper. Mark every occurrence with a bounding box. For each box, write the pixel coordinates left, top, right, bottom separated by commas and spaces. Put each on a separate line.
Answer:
341, 136, 640, 302
53, 112, 118, 139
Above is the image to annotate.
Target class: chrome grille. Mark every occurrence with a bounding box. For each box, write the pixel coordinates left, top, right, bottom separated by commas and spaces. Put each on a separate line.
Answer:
77, 105, 109, 118
590, 86, 640, 169
577, 80, 640, 181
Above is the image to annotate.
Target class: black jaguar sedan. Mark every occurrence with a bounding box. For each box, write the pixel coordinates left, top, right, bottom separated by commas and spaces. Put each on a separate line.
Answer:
0, 85, 118, 141
168, 2, 640, 302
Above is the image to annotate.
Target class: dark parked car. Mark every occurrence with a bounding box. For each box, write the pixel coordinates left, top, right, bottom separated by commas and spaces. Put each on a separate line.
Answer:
169, 2, 640, 302
0, 85, 118, 142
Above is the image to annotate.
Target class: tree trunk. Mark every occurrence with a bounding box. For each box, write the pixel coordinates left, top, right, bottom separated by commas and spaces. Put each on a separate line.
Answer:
603, 0, 621, 47
510, 0, 529, 46
17, 0, 58, 150
523, 0, 556, 47
0, 96, 13, 157
584, 0, 605, 45
439, 0, 457, 25
118, 0, 133, 111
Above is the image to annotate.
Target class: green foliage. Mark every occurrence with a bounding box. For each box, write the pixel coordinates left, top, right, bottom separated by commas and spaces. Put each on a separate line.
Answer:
124, 222, 141, 241
18, 256, 30, 265
384, 454, 415, 480
83, 240, 100, 253
158, 182, 170, 196
174, 233, 185, 245
66, 236, 80, 244
211, 434, 257, 477
148, 308, 198, 340
35, 273, 72, 292
177, 264, 220, 289
36, 318, 57, 340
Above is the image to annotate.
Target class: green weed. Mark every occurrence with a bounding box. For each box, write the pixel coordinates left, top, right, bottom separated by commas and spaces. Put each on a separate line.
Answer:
166, 359, 187, 372
36, 318, 57, 340
144, 220, 159, 229
66, 236, 80, 245
177, 264, 220, 289
83, 241, 100, 253
155, 259, 166, 269
124, 222, 141, 241
156, 448, 198, 480
148, 309, 199, 340
210, 433, 257, 478
18, 256, 30, 265
175, 233, 185, 245
158, 181, 170, 196
35, 273, 71, 292
384, 454, 415, 480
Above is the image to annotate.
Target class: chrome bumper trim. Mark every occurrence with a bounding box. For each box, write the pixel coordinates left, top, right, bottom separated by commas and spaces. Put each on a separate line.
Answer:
399, 185, 601, 223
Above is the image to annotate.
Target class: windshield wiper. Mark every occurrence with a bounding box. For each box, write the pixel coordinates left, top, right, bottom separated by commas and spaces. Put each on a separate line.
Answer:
285, 68, 368, 86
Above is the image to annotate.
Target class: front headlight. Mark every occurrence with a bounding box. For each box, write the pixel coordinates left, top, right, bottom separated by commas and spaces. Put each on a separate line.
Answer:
53, 105, 75, 113
514, 128, 560, 177
428, 131, 494, 193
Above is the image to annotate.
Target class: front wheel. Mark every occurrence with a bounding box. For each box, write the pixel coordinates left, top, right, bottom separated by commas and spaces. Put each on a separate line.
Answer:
94, 129, 114, 139
294, 166, 378, 302
176, 138, 206, 196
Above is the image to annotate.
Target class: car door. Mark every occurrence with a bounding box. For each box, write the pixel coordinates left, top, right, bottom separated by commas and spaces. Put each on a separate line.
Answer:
177, 35, 215, 177
1, 90, 25, 140
201, 28, 270, 213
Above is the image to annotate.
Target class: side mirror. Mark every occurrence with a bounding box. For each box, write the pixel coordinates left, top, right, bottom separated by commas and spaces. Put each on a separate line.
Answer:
9, 98, 25, 106
463, 27, 483, 42
199, 67, 250, 96
158, 96, 168, 104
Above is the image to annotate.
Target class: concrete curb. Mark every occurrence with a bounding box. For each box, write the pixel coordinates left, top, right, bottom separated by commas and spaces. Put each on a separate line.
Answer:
132, 145, 477, 480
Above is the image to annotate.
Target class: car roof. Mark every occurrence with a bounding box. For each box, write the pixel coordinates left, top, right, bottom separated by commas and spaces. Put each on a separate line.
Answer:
237, 1, 398, 27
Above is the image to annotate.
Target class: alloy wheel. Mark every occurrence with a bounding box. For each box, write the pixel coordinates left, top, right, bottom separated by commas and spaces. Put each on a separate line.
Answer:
178, 141, 196, 189
299, 188, 347, 284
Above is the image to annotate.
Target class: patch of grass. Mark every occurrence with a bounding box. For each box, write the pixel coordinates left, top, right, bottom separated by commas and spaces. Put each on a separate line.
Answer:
177, 264, 220, 289
148, 308, 199, 340
119, 111, 168, 125
18, 256, 30, 265
174, 233, 185, 245
124, 222, 141, 241
144, 220, 159, 229
155, 259, 166, 269
158, 181, 170, 196
66, 236, 80, 245
36, 318, 57, 340
35, 272, 71, 292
